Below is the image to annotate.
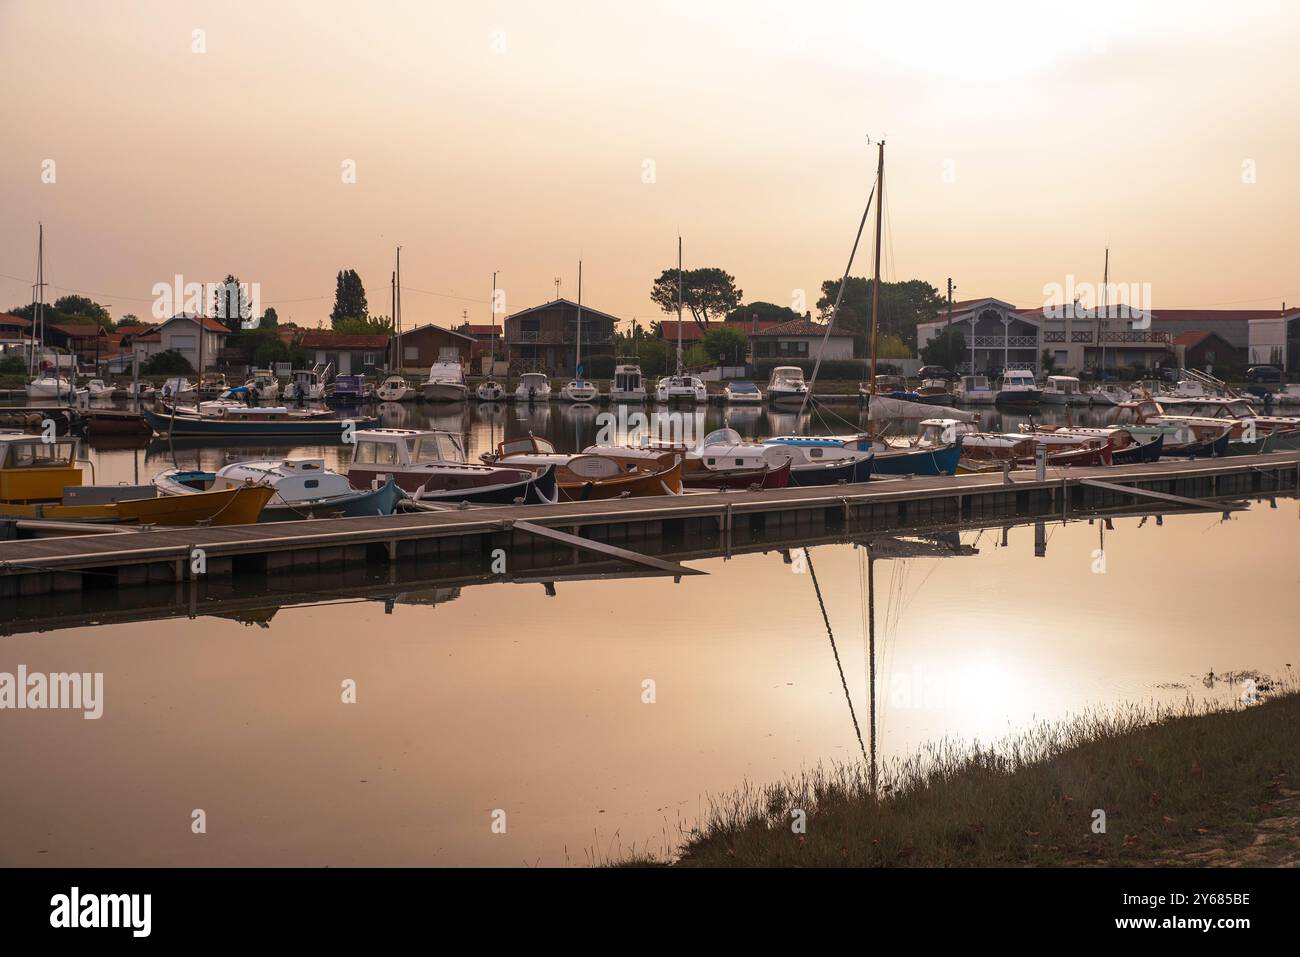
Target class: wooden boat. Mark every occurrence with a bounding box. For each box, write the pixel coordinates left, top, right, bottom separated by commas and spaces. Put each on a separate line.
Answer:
0, 432, 272, 525
491, 435, 682, 499
636, 429, 793, 490
155, 459, 402, 521
143, 402, 377, 438
348, 429, 559, 504
915, 378, 955, 405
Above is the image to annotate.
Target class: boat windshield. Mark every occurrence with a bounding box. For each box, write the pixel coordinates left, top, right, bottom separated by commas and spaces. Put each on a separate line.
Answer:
729, 381, 758, 393
1, 438, 76, 468
413, 434, 465, 464
703, 428, 742, 447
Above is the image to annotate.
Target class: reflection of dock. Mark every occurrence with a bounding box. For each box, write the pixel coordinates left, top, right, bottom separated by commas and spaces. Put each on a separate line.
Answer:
0, 452, 1296, 598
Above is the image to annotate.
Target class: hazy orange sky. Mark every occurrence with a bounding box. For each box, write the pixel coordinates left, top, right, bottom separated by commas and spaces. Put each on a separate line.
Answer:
2, 0, 1298, 329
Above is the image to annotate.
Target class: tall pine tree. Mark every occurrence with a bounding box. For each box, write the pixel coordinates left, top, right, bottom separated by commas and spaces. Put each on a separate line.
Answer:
330, 269, 369, 328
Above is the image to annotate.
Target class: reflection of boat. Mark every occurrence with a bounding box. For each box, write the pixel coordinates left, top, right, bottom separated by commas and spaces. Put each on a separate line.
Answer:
0, 433, 273, 525
348, 429, 558, 504
155, 459, 401, 520
610, 362, 647, 403
423, 356, 469, 402
143, 403, 377, 438
515, 372, 551, 403
766, 366, 808, 407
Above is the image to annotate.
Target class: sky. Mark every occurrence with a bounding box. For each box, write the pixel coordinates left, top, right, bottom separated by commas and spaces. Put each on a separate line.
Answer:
2, 0, 1298, 329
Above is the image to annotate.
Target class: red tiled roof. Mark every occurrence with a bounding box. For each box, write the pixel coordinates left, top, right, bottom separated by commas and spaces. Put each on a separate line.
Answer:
159, 314, 231, 334
657, 320, 707, 342
0, 313, 33, 328
1146, 309, 1285, 323
134, 331, 162, 342
300, 332, 390, 349
115, 324, 155, 336
749, 318, 852, 337
459, 324, 501, 337
48, 322, 106, 337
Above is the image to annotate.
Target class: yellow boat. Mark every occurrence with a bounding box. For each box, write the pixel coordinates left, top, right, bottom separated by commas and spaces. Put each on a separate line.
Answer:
0, 432, 273, 526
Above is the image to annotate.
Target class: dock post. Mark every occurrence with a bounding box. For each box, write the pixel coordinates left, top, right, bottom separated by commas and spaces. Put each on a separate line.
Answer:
1035, 447, 1047, 482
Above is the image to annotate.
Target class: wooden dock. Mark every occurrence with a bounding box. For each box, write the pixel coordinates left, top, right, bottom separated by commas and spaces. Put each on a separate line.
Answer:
1, 451, 1296, 597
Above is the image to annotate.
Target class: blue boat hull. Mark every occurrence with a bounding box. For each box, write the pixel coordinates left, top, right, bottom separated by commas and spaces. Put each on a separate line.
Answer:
788, 456, 873, 487
872, 444, 960, 476
1162, 433, 1229, 458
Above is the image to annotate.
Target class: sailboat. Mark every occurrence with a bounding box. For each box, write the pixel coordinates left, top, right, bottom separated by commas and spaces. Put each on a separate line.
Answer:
23, 225, 85, 402
656, 238, 709, 404
773, 140, 962, 475
560, 261, 599, 402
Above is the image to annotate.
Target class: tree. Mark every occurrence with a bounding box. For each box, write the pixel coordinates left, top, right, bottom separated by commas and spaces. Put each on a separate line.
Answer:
330, 269, 369, 327
919, 328, 967, 371
9, 295, 114, 331
334, 315, 393, 336
212, 275, 255, 333
702, 326, 748, 364
816, 278, 943, 352
725, 301, 802, 326
650, 267, 741, 333
114, 314, 141, 329
142, 349, 194, 375
262, 306, 279, 328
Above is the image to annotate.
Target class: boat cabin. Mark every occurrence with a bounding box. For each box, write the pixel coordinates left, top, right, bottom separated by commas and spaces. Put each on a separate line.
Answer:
352, 429, 468, 467
768, 366, 806, 387
612, 364, 643, 393
0, 433, 81, 501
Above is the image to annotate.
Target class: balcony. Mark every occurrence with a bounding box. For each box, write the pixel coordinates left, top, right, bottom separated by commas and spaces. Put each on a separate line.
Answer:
511, 331, 613, 345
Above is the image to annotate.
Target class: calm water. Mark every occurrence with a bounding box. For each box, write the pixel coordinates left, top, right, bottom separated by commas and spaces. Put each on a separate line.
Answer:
1, 399, 1297, 866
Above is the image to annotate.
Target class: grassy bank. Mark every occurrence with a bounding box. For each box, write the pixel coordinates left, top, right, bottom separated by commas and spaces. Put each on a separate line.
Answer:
655, 682, 1299, 867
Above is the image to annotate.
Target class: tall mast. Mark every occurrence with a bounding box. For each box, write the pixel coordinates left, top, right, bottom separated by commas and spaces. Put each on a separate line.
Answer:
676, 237, 683, 376
868, 140, 885, 390
1098, 247, 1108, 377
390, 267, 396, 371
575, 259, 583, 379
490, 269, 498, 377
396, 246, 402, 362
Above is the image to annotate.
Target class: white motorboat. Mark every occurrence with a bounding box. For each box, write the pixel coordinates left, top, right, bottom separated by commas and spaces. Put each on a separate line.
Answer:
994, 369, 1042, 406
245, 369, 280, 402
124, 381, 156, 399
655, 373, 707, 404
1040, 375, 1087, 405
609, 362, 647, 403
283, 365, 330, 402
159, 377, 196, 401
376, 374, 412, 402
766, 366, 808, 407
85, 378, 117, 400
953, 374, 996, 404
423, 356, 469, 401
515, 372, 551, 403
476, 379, 504, 401
723, 380, 763, 404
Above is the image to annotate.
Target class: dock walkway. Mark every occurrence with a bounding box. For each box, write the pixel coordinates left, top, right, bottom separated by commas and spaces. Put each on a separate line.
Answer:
1, 452, 1296, 596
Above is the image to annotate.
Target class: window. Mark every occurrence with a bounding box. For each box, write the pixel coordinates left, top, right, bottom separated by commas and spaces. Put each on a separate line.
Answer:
404, 346, 418, 361
363, 353, 377, 366
171, 335, 196, 352
353, 442, 376, 464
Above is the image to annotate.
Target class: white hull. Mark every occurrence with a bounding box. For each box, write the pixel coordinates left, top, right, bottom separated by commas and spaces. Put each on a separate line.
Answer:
26, 380, 86, 400
608, 389, 647, 403
1040, 393, 1089, 405
767, 388, 807, 407
560, 384, 599, 403
476, 382, 504, 401
423, 381, 469, 402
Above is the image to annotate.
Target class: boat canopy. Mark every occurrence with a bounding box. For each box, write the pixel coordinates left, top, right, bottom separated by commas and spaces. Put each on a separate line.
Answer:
703, 428, 743, 447
0, 433, 77, 469
727, 381, 759, 394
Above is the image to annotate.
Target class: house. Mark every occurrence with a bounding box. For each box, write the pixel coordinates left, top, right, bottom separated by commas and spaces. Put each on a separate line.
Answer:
46, 323, 112, 362
918, 297, 1175, 375
300, 332, 392, 376
132, 314, 231, 371
114, 324, 157, 349
393, 323, 475, 370
1246, 310, 1300, 373
656, 320, 707, 346
748, 318, 856, 361
455, 323, 502, 362
1172, 331, 1238, 374
504, 299, 617, 375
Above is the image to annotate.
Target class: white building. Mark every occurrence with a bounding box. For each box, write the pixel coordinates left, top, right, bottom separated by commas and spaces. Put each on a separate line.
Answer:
133, 314, 231, 371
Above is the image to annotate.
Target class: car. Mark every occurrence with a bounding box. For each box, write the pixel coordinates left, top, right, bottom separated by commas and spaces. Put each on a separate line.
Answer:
915, 365, 957, 382
1245, 365, 1283, 383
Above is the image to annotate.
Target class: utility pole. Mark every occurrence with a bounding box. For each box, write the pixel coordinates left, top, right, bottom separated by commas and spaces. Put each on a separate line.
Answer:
554, 277, 561, 301
946, 278, 954, 328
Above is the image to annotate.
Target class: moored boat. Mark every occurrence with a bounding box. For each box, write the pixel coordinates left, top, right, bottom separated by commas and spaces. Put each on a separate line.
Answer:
766, 366, 809, 407
155, 459, 401, 520
423, 356, 469, 402
143, 403, 377, 438
515, 372, 552, 404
